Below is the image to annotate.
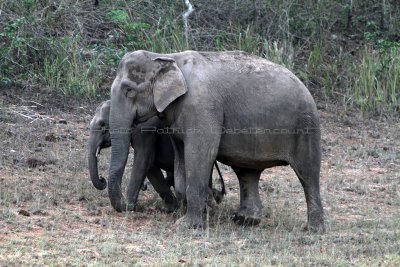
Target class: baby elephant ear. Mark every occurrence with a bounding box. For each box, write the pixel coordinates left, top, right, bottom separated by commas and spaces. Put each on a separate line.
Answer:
152, 58, 187, 113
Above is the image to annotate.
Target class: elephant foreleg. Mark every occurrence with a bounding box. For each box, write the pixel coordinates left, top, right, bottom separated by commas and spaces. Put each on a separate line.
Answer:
126, 160, 148, 211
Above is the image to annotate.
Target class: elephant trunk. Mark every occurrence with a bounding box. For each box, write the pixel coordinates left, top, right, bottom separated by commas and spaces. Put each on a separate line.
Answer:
108, 133, 131, 212
108, 97, 136, 212
88, 135, 107, 190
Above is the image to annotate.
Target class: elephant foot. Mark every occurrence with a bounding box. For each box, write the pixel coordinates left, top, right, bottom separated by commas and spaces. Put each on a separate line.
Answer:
111, 199, 127, 212
304, 213, 325, 234
303, 223, 325, 234
232, 208, 262, 226
162, 196, 179, 213
232, 213, 261, 226
175, 214, 204, 229
126, 202, 138, 212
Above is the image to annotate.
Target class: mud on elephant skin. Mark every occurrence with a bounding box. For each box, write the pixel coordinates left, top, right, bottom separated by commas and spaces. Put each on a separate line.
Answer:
88, 100, 226, 213
107, 50, 325, 233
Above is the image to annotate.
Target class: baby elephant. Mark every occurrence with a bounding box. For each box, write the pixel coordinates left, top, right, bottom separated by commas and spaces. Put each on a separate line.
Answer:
88, 100, 225, 212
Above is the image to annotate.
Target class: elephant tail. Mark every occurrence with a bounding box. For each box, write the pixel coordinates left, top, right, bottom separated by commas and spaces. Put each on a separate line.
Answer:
212, 162, 226, 204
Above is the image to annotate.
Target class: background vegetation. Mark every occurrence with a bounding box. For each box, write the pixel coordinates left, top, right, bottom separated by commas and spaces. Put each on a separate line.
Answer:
1, 0, 399, 115
1, 1, 399, 265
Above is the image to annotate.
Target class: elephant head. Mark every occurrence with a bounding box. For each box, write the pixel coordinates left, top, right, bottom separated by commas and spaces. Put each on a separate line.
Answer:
88, 100, 112, 190
108, 50, 187, 211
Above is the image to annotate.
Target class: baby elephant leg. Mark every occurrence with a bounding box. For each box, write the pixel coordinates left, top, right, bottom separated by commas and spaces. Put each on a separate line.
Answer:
147, 166, 179, 213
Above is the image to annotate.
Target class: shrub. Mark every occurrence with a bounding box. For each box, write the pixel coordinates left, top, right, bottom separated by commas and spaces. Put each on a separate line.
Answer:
0, 0, 399, 115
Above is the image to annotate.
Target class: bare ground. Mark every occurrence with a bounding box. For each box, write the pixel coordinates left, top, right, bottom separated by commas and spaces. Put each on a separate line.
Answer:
0, 90, 399, 266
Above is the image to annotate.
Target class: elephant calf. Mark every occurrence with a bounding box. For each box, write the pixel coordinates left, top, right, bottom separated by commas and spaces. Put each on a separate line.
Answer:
88, 100, 225, 212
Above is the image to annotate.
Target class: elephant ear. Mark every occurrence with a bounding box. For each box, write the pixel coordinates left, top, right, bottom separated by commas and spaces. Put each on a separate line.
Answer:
152, 58, 187, 113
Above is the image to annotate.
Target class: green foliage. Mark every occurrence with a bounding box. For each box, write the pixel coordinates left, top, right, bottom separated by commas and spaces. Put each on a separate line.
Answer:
107, 9, 151, 50
0, 0, 399, 115
41, 36, 107, 96
348, 24, 400, 114
107, 9, 130, 25
351, 46, 400, 114
0, 17, 29, 86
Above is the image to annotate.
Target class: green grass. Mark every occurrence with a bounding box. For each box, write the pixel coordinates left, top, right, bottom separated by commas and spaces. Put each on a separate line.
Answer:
41, 37, 100, 97
351, 46, 400, 115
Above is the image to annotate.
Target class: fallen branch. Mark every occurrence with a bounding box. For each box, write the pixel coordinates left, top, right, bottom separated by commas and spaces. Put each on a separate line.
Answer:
8, 106, 54, 123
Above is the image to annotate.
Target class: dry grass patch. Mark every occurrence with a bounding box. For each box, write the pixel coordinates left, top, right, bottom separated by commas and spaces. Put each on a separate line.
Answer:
0, 101, 399, 266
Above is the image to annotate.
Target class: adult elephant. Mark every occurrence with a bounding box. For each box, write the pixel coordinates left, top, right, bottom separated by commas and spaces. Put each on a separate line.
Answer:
88, 100, 225, 212
108, 50, 325, 233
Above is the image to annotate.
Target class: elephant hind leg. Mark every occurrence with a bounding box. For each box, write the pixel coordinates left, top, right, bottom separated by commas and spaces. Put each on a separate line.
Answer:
231, 167, 263, 226
291, 147, 325, 233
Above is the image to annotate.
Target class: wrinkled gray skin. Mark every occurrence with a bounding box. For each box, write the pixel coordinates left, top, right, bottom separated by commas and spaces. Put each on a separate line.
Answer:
108, 50, 325, 233
88, 100, 178, 211
88, 100, 225, 211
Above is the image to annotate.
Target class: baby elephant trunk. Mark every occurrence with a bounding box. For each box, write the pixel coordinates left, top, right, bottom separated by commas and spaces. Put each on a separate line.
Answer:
88, 135, 107, 190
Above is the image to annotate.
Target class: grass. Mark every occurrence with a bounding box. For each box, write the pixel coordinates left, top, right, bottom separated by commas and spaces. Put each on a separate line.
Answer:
40, 36, 104, 97
351, 45, 400, 115
0, 99, 399, 265
1, 0, 400, 115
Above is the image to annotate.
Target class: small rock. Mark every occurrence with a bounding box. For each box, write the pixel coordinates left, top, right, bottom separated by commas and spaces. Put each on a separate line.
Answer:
369, 132, 380, 139
78, 196, 87, 201
45, 133, 57, 142
32, 210, 49, 216
27, 158, 46, 168
343, 118, 354, 126
46, 158, 57, 165
58, 119, 67, 124
89, 210, 102, 216
367, 150, 379, 158
18, 209, 31, 216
